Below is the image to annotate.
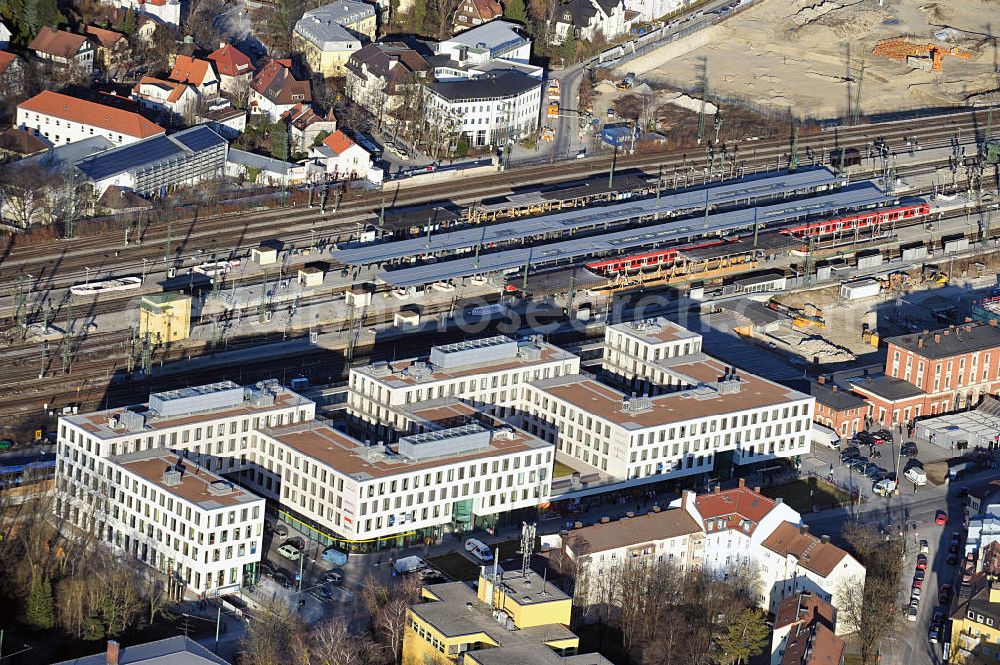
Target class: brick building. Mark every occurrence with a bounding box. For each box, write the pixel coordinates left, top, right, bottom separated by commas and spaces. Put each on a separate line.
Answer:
851, 323, 1000, 428
800, 378, 867, 438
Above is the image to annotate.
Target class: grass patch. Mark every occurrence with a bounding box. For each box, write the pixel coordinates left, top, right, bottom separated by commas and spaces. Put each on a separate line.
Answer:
553, 460, 577, 478
760, 477, 852, 513
426, 552, 480, 581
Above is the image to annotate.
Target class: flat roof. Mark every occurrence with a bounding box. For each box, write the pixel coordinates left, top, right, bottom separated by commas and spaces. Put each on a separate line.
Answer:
376, 183, 886, 287
115, 449, 261, 509
337, 168, 844, 266
64, 387, 311, 440
609, 317, 700, 345
533, 357, 810, 430
262, 422, 550, 481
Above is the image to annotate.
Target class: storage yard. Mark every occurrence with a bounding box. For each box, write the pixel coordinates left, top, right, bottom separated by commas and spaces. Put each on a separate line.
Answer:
625, 0, 1000, 118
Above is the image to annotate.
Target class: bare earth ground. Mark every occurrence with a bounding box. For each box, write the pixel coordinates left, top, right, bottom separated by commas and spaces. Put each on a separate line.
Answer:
629, 0, 1000, 119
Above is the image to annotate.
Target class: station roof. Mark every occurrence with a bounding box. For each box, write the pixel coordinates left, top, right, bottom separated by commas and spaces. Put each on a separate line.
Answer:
377, 183, 887, 287
337, 168, 844, 266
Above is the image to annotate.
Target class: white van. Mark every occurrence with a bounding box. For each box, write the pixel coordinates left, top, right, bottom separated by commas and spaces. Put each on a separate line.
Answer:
873, 479, 897, 496
811, 423, 841, 450
905, 467, 927, 486
465, 538, 493, 562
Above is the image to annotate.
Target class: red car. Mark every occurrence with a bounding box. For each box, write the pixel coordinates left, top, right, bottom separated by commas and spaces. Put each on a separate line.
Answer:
913, 578, 923, 589
916, 556, 927, 571
936, 510, 948, 525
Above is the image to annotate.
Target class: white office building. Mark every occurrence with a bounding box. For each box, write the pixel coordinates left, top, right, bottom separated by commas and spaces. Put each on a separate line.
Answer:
603, 317, 705, 394
423, 70, 542, 147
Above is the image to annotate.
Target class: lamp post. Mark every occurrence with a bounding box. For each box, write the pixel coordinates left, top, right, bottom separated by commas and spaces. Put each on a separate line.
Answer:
84, 267, 91, 285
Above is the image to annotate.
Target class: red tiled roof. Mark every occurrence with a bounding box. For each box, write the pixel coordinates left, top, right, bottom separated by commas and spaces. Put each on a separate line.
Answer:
694, 486, 779, 536
133, 76, 193, 103
774, 591, 837, 631
322, 130, 357, 155
0, 51, 18, 77
762, 522, 850, 578
470, 0, 503, 19
251, 59, 311, 106
208, 43, 255, 77
18, 90, 165, 139
169, 55, 215, 86
0, 127, 48, 156
28, 26, 90, 60
84, 25, 126, 48
281, 102, 335, 130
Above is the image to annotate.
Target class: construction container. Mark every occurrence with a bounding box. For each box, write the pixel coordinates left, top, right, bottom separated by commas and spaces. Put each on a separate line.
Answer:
816, 265, 832, 281
840, 278, 881, 301
394, 310, 420, 327
856, 250, 884, 270
601, 123, 636, 147
901, 243, 929, 261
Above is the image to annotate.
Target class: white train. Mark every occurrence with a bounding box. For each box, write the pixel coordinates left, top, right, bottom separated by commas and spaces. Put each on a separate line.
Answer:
69, 276, 142, 296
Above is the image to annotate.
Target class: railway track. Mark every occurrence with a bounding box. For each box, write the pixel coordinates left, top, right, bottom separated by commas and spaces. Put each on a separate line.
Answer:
0, 108, 992, 293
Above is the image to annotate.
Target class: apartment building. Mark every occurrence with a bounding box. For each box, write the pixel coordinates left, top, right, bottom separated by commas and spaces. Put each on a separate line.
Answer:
522, 356, 813, 491
551, 500, 704, 604
949, 582, 1000, 664
852, 323, 1000, 426
602, 317, 704, 394
294, 0, 377, 77
104, 449, 264, 595
28, 26, 96, 72
672, 484, 863, 630
771, 592, 845, 665
56, 381, 312, 526
246, 409, 554, 543
17, 91, 165, 147
348, 335, 581, 440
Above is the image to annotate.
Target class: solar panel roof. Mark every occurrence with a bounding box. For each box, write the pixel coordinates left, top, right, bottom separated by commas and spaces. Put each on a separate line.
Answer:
172, 125, 226, 152
377, 183, 888, 287
75, 126, 226, 181
336, 167, 843, 266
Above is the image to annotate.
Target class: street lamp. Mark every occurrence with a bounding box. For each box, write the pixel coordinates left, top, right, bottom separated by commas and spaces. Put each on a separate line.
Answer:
84, 267, 91, 285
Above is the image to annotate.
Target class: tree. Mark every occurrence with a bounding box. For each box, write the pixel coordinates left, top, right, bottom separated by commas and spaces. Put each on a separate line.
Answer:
309, 618, 382, 665
0, 162, 62, 229
0, 0, 64, 45
242, 598, 306, 665
26, 574, 55, 630
271, 122, 290, 161
117, 6, 137, 37
362, 575, 421, 665
504, 0, 528, 25
559, 31, 576, 64
714, 608, 769, 665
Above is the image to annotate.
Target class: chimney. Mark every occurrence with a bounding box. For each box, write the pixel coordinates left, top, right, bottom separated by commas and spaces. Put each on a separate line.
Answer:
775, 497, 784, 504
917, 337, 924, 348
738, 478, 746, 488
107, 641, 120, 665
817, 375, 826, 385
831, 385, 838, 392
990, 319, 998, 327
753, 486, 761, 493
935, 334, 942, 343
943, 330, 950, 337
714, 484, 721, 494
799, 524, 810, 535
820, 535, 830, 544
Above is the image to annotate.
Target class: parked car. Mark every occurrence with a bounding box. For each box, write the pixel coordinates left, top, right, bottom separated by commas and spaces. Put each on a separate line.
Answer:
947, 552, 958, 565
277, 544, 301, 561
914, 569, 925, 581
913, 578, 923, 589
920, 540, 930, 554
936, 510, 948, 525
321, 547, 348, 565
911, 585, 921, 598
286, 536, 305, 551
271, 524, 288, 540
873, 479, 897, 496
916, 554, 928, 570
939, 584, 953, 605
324, 571, 343, 585
928, 625, 941, 643
840, 446, 860, 462
901, 442, 919, 457
907, 606, 919, 622
465, 538, 493, 562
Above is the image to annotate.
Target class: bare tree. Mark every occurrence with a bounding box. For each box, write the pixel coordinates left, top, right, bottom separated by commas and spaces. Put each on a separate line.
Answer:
838, 524, 903, 665
362, 574, 421, 665
0, 163, 58, 230
242, 597, 307, 665
310, 617, 382, 665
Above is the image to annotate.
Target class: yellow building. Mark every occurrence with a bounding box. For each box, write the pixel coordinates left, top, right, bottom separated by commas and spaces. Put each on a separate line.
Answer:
294, 0, 376, 77
139, 293, 191, 344
403, 566, 611, 665
950, 583, 1000, 664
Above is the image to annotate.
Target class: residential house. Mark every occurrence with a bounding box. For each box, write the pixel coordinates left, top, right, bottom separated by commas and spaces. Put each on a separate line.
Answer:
624, 0, 687, 22
196, 103, 247, 140
851, 324, 1000, 426
551, 0, 631, 44
93, 8, 160, 43
344, 43, 430, 127
169, 55, 220, 97
0, 51, 25, 93
437, 20, 532, 65
249, 59, 311, 121
131, 76, 199, 120
552, 504, 704, 607
966, 502, 1000, 562
282, 103, 337, 153
84, 25, 130, 73
226, 149, 316, 186
949, 582, 1000, 664
53, 637, 230, 665
311, 129, 371, 179
107, 0, 181, 27
452, 0, 503, 34
29, 26, 97, 73
17, 90, 165, 146
759, 522, 866, 631
0, 20, 11, 49
75, 125, 227, 196
294, 0, 377, 77
423, 69, 542, 147
207, 43, 255, 97
0, 128, 48, 161
771, 592, 845, 665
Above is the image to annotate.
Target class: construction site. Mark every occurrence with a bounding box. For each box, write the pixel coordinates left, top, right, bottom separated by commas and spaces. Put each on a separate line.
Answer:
619, 0, 1000, 119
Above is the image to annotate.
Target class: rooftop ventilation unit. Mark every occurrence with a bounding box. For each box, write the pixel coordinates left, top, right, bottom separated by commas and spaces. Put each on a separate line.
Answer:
245, 386, 276, 407
111, 409, 147, 432
149, 381, 243, 417
162, 468, 183, 486
429, 336, 517, 369
398, 424, 492, 460
207, 480, 234, 496
621, 395, 653, 413
369, 361, 392, 377
405, 361, 433, 381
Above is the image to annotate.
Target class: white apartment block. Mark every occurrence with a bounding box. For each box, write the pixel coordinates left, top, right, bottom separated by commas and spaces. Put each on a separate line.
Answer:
603, 317, 705, 394
520, 356, 814, 493
17, 91, 165, 147
56, 381, 313, 593
104, 449, 264, 596
348, 335, 580, 439
245, 407, 554, 541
